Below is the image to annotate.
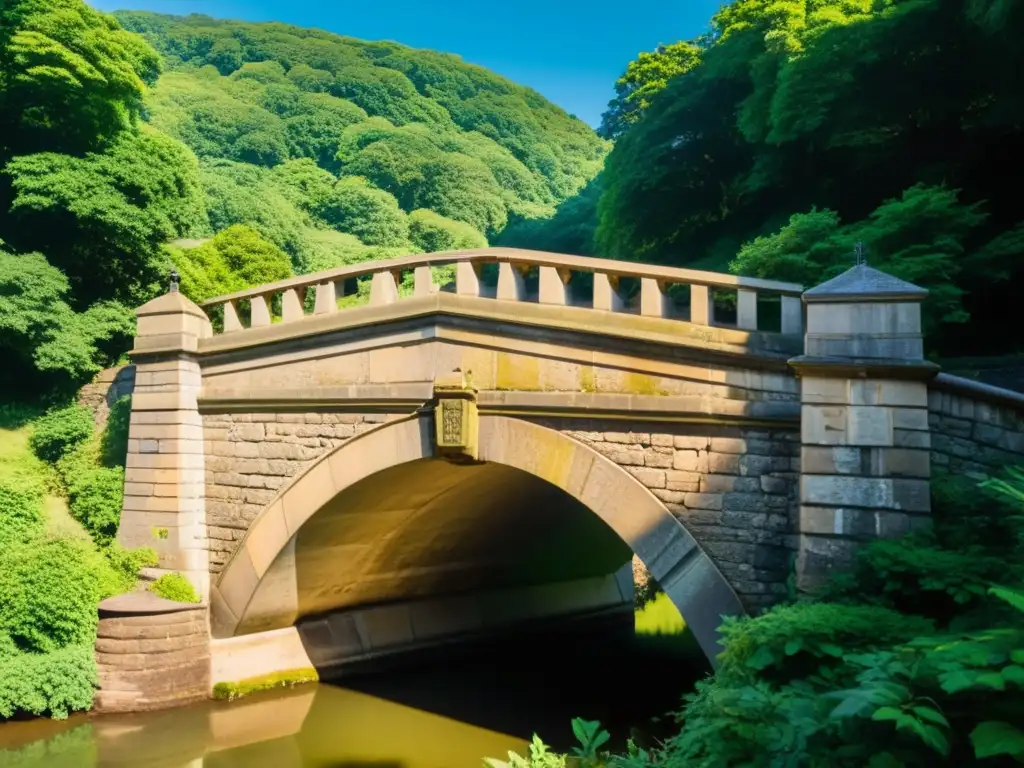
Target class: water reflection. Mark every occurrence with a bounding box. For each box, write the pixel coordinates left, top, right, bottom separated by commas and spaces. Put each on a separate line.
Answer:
0, 615, 705, 767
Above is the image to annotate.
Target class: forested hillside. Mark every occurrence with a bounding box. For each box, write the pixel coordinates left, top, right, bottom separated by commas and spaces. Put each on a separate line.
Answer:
0, 2, 606, 404
116, 10, 607, 277
500, 0, 1024, 357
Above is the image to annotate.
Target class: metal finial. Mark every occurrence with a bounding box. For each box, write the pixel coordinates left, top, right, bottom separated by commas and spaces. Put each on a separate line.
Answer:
169, 269, 180, 293
854, 242, 866, 266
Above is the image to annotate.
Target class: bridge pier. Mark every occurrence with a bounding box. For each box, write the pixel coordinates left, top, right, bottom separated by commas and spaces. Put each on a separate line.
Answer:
791, 264, 936, 592
117, 287, 213, 600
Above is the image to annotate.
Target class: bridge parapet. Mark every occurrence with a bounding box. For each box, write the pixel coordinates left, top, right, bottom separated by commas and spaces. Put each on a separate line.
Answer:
198, 247, 805, 338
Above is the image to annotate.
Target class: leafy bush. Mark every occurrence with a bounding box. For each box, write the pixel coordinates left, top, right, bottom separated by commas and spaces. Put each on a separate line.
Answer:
0, 537, 107, 653
55, 438, 124, 546
717, 603, 933, 685
102, 543, 158, 597
0, 478, 46, 547
486, 719, 613, 768
149, 572, 200, 603
66, 466, 125, 547
0, 644, 98, 720
29, 404, 95, 463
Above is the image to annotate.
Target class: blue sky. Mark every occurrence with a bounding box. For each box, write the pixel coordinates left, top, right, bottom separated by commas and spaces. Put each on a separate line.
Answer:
89, 0, 724, 127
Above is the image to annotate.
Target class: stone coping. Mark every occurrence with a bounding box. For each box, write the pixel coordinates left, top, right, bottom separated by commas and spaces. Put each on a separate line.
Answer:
931, 372, 1024, 414
789, 356, 940, 381
200, 247, 805, 307
98, 591, 208, 618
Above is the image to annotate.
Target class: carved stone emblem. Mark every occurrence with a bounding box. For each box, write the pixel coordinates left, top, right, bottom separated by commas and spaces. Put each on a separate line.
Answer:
440, 398, 465, 446
433, 369, 478, 461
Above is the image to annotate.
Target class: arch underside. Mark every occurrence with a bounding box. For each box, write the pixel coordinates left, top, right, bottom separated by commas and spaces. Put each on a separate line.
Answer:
211, 414, 745, 662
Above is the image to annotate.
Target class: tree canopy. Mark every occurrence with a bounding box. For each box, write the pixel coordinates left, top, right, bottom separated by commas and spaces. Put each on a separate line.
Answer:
502, 0, 1024, 357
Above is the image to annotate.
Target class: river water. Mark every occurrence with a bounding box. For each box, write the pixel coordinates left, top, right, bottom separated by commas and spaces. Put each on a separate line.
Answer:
0, 610, 706, 767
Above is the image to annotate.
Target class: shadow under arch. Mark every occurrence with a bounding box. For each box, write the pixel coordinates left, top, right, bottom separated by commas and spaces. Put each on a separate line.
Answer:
210, 413, 745, 662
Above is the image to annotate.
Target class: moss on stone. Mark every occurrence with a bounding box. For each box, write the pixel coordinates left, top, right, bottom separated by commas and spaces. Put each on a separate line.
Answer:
212, 667, 319, 701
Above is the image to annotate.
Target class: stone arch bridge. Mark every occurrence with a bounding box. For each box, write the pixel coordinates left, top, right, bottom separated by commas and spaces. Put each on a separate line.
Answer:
94, 247, 1024, 712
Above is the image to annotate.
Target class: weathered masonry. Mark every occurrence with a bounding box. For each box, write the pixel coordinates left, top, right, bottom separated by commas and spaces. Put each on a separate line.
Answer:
96, 247, 1024, 712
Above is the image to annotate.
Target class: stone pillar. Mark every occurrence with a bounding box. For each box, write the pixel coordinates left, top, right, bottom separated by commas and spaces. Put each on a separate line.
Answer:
790, 263, 938, 592
118, 286, 212, 599
93, 592, 210, 714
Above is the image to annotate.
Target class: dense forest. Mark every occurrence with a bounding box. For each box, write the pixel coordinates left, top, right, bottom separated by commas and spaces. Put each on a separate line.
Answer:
500, 0, 1024, 357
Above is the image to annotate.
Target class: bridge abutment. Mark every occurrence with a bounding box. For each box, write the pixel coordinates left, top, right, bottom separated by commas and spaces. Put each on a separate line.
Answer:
791, 264, 936, 592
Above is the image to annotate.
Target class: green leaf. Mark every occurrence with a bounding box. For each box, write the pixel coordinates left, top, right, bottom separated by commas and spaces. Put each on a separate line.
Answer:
940, 669, 980, 693
1001, 664, 1024, 685
830, 692, 873, 719
919, 723, 951, 756
990, 586, 1024, 613
748, 644, 778, 670
785, 638, 803, 656
911, 706, 950, 728
971, 721, 1024, 759
819, 642, 845, 657
976, 672, 1007, 690
872, 706, 903, 722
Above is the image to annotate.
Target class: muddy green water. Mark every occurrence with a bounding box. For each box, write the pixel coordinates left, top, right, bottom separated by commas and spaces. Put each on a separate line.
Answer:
0, 625, 706, 767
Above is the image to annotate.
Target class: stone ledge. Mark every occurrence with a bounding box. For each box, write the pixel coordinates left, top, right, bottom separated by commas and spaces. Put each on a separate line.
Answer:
98, 591, 207, 618
930, 373, 1024, 415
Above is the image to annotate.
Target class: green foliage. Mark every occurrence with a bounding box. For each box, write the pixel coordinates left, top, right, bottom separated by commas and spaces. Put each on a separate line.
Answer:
5, 126, 208, 307
485, 719, 621, 768
148, 572, 200, 604
582, 0, 1024, 356
717, 603, 933, 684
599, 42, 702, 140
100, 395, 131, 468
728, 185, 987, 338
101, 543, 158, 597
312, 176, 409, 247
408, 208, 487, 253
110, 9, 605, 255
497, 176, 602, 257
0, 248, 134, 398
57, 439, 124, 547
29, 403, 94, 463
171, 224, 293, 303
0, 479, 45, 548
0, 644, 98, 720
0, 0, 160, 156
0, 536, 107, 653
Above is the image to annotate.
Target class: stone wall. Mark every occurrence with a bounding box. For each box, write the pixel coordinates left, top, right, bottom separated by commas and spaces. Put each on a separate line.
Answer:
928, 374, 1024, 476
203, 412, 799, 611
549, 420, 799, 612
202, 411, 403, 572
93, 592, 210, 714
77, 364, 136, 427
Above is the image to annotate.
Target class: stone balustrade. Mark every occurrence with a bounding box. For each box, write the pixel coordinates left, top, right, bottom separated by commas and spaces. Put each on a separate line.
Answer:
198, 247, 805, 337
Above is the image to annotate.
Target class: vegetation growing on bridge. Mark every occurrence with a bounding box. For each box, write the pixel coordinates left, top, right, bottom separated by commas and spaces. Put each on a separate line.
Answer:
499, 0, 1024, 357
485, 470, 1024, 766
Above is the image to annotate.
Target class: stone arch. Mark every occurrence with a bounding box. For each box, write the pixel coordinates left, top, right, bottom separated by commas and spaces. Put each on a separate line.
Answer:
210, 413, 745, 662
